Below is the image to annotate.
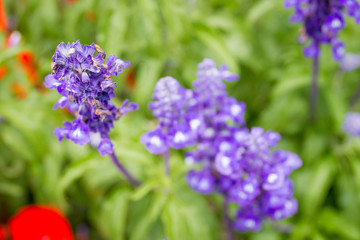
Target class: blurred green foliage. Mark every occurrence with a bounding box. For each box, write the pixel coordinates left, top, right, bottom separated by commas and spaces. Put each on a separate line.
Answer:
1, 0, 360, 239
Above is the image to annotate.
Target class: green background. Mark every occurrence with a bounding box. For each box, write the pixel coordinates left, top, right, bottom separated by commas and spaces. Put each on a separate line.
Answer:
1, 0, 360, 239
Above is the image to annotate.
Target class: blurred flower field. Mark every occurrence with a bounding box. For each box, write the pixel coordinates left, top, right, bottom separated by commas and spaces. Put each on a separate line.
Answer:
1, 0, 360, 239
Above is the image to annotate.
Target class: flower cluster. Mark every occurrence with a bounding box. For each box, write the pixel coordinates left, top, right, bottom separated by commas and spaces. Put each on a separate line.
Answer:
140, 76, 194, 154
142, 59, 302, 232
343, 112, 360, 136
44, 41, 138, 155
284, 0, 360, 61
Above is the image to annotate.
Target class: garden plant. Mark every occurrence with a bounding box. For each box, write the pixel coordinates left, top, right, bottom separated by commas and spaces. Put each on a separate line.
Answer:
1, 0, 360, 240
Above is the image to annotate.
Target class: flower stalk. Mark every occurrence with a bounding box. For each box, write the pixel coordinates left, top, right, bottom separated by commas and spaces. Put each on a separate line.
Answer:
309, 50, 319, 122
109, 152, 140, 187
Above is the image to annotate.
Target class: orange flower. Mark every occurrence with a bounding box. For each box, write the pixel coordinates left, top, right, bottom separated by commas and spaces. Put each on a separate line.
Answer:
17, 51, 39, 85
0, 65, 8, 81
0, 0, 8, 32
125, 67, 137, 91
10, 82, 27, 99
66, 0, 78, 4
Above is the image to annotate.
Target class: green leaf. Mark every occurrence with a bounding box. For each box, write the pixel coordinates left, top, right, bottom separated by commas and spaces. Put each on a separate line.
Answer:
133, 58, 164, 108
59, 154, 98, 194
162, 188, 217, 240
195, 28, 238, 73
131, 179, 161, 201
97, 1, 127, 54
272, 75, 308, 98
129, 192, 168, 240
246, 0, 277, 26
0, 179, 23, 197
1, 126, 35, 162
317, 208, 360, 240
302, 131, 327, 163
101, 188, 131, 240
302, 158, 335, 218
323, 89, 346, 133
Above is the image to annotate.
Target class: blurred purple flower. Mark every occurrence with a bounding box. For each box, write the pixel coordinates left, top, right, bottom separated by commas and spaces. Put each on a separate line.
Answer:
340, 53, 360, 72
285, 0, 360, 61
343, 112, 360, 136
142, 59, 302, 232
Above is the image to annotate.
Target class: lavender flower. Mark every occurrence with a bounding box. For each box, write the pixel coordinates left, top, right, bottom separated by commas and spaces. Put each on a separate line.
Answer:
140, 76, 195, 154
340, 53, 360, 72
142, 59, 302, 232
45, 41, 138, 155
343, 112, 360, 136
285, 0, 360, 61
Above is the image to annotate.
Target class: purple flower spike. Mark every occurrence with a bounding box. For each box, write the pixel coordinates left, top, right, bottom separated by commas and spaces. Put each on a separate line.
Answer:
143, 59, 302, 232
285, 0, 360, 61
45, 41, 137, 155
142, 76, 195, 153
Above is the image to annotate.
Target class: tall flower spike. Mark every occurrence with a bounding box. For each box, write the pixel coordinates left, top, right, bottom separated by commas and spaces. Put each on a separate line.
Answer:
45, 41, 137, 156
284, 0, 360, 120
285, 0, 360, 61
141, 76, 195, 155
45, 41, 139, 186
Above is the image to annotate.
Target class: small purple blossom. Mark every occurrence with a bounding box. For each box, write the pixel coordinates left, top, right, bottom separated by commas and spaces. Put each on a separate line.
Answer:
343, 112, 360, 136
141, 76, 194, 154
285, 0, 360, 61
340, 53, 360, 72
142, 59, 302, 232
45, 41, 138, 155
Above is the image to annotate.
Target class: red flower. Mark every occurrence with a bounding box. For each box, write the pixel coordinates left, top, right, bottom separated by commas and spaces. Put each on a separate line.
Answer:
0, 226, 7, 239
6, 205, 74, 240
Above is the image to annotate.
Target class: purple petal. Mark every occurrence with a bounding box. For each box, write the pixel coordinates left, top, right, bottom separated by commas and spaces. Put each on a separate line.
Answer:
186, 169, 215, 194
140, 128, 168, 154
332, 41, 345, 62
44, 74, 61, 89
262, 169, 286, 191
69, 118, 90, 146
325, 13, 345, 33
98, 138, 114, 156
303, 43, 320, 58
53, 97, 68, 110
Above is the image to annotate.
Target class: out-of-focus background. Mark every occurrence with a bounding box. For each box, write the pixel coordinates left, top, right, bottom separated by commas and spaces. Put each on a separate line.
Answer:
1, 0, 360, 239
